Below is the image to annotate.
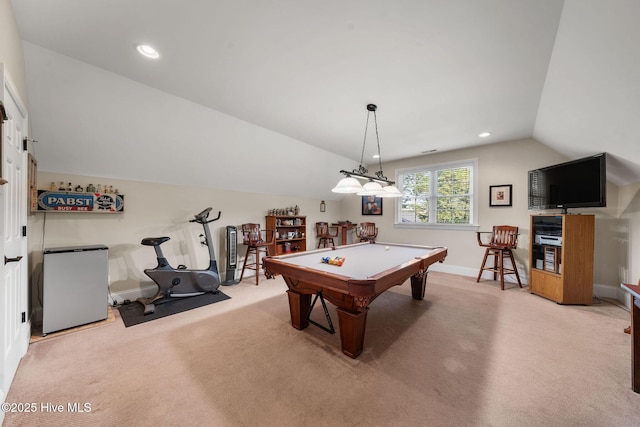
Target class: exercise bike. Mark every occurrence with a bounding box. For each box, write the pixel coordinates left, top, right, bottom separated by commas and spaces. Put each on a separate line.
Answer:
137, 207, 222, 315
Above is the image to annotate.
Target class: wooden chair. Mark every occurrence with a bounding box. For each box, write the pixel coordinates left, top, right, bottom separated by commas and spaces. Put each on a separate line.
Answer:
356, 222, 378, 243
316, 222, 338, 248
476, 225, 522, 290
239, 223, 274, 286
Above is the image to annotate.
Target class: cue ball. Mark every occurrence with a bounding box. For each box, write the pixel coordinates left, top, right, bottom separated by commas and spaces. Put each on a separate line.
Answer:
385, 246, 390, 251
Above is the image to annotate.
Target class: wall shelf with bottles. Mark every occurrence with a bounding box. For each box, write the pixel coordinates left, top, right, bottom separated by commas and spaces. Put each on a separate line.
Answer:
266, 215, 306, 255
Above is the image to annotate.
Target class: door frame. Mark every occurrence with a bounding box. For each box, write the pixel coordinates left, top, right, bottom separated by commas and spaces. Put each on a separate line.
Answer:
0, 63, 30, 417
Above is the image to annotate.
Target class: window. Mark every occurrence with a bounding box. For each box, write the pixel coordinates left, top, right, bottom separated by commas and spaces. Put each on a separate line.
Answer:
397, 159, 477, 227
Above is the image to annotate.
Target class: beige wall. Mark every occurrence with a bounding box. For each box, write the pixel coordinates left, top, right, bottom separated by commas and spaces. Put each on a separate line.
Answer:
33, 171, 339, 305
618, 182, 640, 286
33, 140, 626, 307
341, 139, 622, 292
0, 0, 27, 104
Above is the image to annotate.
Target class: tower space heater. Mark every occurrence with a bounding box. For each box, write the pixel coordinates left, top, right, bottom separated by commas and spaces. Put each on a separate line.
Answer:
222, 225, 239, 285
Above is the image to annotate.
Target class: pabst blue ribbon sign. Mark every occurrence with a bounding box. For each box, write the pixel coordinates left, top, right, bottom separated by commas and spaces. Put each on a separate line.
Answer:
37, 190, 124, 213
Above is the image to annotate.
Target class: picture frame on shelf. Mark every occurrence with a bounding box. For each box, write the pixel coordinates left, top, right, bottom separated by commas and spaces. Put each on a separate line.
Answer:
489, 184, 512, 207
362, 195, 383, 215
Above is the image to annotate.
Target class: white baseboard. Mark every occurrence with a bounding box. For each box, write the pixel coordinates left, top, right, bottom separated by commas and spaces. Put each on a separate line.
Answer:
610, 286, 633, 310
430, 263, 627, 305
32, 282, 160, 323
108, 270, 245, 305
31, 267, 245, 322
430, 262, 530, 285
108, 282, 159, 306
593, 283, 623, 300
31, 265, 627, 323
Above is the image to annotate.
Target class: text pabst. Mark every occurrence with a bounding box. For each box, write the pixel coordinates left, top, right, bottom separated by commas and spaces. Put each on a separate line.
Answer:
46, 196, 91, 206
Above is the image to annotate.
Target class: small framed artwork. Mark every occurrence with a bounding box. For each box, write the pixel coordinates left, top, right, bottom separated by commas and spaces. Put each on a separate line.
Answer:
489, 184, 512, 207
362, 195, 383, 215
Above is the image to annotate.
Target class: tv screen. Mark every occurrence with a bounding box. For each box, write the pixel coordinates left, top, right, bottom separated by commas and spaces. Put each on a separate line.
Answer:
528, 153, 606, 212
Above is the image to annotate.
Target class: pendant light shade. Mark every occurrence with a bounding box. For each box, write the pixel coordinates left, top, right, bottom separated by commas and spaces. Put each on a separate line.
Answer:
357, 181, 384, 196
331, 176, 363, 193
379, 185, 403, 198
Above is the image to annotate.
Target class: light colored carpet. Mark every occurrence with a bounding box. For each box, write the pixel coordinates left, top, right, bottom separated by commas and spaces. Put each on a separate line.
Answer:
3, 272, 639, 426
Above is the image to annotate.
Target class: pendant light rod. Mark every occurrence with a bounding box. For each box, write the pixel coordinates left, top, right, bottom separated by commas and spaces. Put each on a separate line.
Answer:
341, 103, 394, 184
369, 104, 386, 181
338, 170, 395, 185
332, 103, 400, 196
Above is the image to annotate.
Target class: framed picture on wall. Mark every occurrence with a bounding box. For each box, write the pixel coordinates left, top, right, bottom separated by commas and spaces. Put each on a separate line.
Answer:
489, 184, 512, 207
362, 195, 383, 215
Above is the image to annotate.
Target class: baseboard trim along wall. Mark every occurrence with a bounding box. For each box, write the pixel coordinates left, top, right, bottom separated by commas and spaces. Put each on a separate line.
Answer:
31, 264, 624, 323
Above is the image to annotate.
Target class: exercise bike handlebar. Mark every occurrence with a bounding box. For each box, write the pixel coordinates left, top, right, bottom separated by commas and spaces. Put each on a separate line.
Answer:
190, 207, 221, 224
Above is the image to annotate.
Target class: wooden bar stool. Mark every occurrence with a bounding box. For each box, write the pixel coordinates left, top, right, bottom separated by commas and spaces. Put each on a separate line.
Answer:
476, 225, 522, 290
316, 222, 338, 248
356, 222, 378, 243
239, 223, 274, 286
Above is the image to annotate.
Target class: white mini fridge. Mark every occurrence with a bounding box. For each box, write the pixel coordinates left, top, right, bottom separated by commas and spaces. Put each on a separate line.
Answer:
42, 245, 109, 335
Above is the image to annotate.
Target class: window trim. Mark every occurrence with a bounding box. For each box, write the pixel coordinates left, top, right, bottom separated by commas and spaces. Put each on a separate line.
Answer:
394, 158, 479, 229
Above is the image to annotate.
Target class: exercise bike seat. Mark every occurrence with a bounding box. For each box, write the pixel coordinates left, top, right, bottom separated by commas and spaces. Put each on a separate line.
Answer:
141, 236, 171, 246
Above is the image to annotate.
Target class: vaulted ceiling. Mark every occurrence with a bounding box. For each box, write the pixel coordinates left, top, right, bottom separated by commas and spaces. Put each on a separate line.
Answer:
10, 0, 640, 192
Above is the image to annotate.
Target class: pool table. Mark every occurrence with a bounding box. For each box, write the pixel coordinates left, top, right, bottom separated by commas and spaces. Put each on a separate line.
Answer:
263, 241, 448, 358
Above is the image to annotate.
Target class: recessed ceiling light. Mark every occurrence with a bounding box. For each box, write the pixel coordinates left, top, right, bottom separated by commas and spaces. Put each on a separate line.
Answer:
479, 132, 491, 138
373, 154, 380, 159
136, 44, 160, 59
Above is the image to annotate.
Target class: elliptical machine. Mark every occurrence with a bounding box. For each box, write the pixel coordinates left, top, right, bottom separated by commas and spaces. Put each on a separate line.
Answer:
137, 207, 222, 315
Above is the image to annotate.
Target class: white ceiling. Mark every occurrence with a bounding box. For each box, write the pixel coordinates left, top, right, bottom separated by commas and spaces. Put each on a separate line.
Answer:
10, 0, 640, 186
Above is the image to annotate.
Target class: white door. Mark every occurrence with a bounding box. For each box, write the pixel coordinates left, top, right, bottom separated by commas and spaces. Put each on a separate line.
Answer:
0, 66, 29, 408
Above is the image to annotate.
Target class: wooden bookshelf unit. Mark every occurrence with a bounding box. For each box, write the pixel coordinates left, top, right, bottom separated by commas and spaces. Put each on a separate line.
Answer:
266, 215, 306, 255
529, 214, 594, 305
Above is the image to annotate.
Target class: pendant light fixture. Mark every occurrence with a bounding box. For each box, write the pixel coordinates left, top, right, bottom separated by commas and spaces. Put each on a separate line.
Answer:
331, 104, 402, 197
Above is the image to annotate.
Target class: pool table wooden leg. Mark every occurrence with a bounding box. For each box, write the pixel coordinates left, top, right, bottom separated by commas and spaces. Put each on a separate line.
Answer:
336, 307, 368, 358
410, 270, 429, 300
287, 290, 311, 330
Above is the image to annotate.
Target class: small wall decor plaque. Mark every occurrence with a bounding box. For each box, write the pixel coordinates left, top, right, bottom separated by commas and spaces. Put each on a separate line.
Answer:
37, 190, 124, 213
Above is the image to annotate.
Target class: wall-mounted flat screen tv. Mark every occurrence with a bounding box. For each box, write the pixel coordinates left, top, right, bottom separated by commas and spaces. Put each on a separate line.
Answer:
528, 153, 606, 213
